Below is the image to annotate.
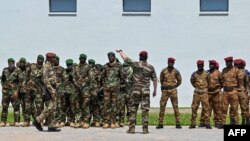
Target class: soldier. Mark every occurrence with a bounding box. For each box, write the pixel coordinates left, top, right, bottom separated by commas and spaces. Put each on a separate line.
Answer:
23, 55, 45, 127
189, 60, 212, 129
156, 57, 182, 129
234, 59, 249, 125
16, 57, 30, 126
0, 58, 24, 127
33, 52, 61, 132
102, 52, 122, 129
82, 59, 101, 128
207, 60, 223, 129
53, 56, 66, 127
116, 49, 157, 134
221, 56, 240, 125
117, 62, 133, 127
57, 59, 78, 127
74, 54, 91, 128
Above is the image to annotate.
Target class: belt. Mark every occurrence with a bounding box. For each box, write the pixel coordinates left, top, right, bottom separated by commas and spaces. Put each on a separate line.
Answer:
161, 86, 176, 90
224, 86, 236, 92
194, 88, 207, 95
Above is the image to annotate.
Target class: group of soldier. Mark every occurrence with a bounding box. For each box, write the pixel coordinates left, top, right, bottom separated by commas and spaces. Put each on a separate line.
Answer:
0, 49, 249, 134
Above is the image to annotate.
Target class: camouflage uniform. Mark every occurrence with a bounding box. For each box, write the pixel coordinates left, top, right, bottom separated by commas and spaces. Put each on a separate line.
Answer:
74, 63, 90, 125
221, 66, 240, 125
158, 67, 182, 125
24, 63, 44, 124
53, 65, 65, 125
1, 66, 24, 125
125, 58, 157, 130
102, 61, 122, 127
82, 66, 101, 126
117, 65, 133, 125
36, 61, 57, 128
190, 70, 210, 126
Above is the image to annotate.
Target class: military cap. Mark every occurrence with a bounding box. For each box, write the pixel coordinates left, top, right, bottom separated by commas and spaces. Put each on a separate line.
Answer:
66, 59, 73, 65
209, 60, 217, 65
215, 62, 219, 69
37, 54, 44, 60
79, 54, 87, 59
19, 57, 26, 63
197, 60, 204, 65
88, 59, 95, 64
107, 52, 115, 57
224, 56, 233, 61
234, 59, 240, 65
139, 51, 148, 56
46, 52, 56, 58
123, 62, 129, 67
55, 56, 60, 60
168, 57, 175, 62
8, 58, 15, 63
240, 59, 246, 65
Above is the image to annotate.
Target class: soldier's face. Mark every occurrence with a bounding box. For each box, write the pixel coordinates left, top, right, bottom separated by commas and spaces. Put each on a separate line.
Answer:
37, 60, 44, 66
54, 59, 59, 66
108, 55, 115, 63
89, 63, 95, 68
8, 62, 15, 70
19, 61, 26, 68
80, 58, 86, 64
226, 60, 233, 67
66, 64, 73, 70
209, 64, 215, 70
168, 61, 174, 68
197, 64, 204, 71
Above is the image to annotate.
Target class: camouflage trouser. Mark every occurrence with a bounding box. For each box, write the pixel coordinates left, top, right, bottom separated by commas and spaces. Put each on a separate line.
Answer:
117, 87, 132, 124
238, 91, 249, 118
37, 100, 57, 128
128, 85, 150, 128
54, 93, 66, 123
221, 90, 239, 125
24, 90, 43, 122
200, 91, 222, 125
1, 90, 20, 123
19, 92, 26, 120
158, 89, 180, 125
75, 91, 82, 123
82, 87, 100, 124
97, 90, 104, 124
190, 93, 209, 125
103, 87, 119, 124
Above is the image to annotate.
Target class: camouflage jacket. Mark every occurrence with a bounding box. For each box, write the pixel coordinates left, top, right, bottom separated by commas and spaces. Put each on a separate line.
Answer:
120, 66, 133, 88
221, 66, 239, 88
237, 68, 248, 92
190, 70, 209, 92
58, 69, 78, 94
125, 58, 157, 88
27, 63, 44, 92
42, 61, 57, 95
74, 63, 90, 87
88, 67, 102, 90
53, 65, 65, 87
208, 69, 222, 93
1, 67, 24, 91
17, 63, 31, 93
160, 67, 181, 89
103, 61, 122, 89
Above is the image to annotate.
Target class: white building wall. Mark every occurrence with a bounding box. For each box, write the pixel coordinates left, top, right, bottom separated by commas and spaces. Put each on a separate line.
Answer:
0, 0, 250, 107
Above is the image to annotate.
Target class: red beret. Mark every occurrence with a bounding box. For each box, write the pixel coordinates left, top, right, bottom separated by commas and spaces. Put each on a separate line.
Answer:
46, 52, 56, 58
234, 59, 240, 65
209, 60, 217, 65
197, 60, 204, 65
139, 51, 148, 56
215, 62, 219, 68
224, 56, 233, 61
242, 60, 246, 65
168, 57, 175, 62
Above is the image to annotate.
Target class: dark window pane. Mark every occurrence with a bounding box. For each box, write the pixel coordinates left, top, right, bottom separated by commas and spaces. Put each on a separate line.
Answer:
123, 0, 151, 12
200, 0, 228, 11
50, 0, 77, 12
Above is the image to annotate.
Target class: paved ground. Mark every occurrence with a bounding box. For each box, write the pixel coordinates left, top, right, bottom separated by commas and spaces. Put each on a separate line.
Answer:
0, 125, 223, 141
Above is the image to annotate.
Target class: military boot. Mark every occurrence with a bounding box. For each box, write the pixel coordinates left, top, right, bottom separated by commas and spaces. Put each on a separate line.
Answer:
142, 126, 149, 134
74, 123, 81, 128
22, 121, 30, 127
119, 123, 124, 127
246, 118, 250, 125
48, 127, 61, 132
0, 122, 6, 127
110, 123, 116, 129
189, 124, 196, 129
14, 122, 20, 127
33, 119, 43, 131
216, 123, 223, 129
69, 122, 75, 127
59, 122, 65, 127
103, 123, 109, 129
54, 122, 60, 128
115, 122, 120, 128
230, 118, 236, 125
205, 124, 212, 129
82, 123, 89, 129
95, 122, 100, 127
199, 123, 205, 127
176, 123, 182, 129
126, 126, 135, 134
241, 118, 246, 125
156, 124, 163, 129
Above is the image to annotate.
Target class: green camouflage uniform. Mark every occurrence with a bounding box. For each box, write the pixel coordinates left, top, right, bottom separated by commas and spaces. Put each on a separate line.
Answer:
125, 58, 157, 129
190, 70, 210, 126
36, 61, 57, 128
117, 65, 133, 125
1, 67, 24, 123
158, 67, 182, 125
102, 61, 122, 125
24, 63, 44, 123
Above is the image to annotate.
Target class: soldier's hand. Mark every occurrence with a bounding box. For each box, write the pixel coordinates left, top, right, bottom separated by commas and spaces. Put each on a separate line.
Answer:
153, 90, 157, 97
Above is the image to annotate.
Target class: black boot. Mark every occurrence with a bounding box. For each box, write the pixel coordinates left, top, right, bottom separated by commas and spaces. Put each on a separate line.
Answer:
33, 120, 43, 131
142, 126, 149, 134
216, 123, 223, 129
230, 118, 236, 125
156, 124, 163, 129
205, 124, 212, 129
246, 118, 250, 125
48, 127, 61, 132
126, 126, 135, 134
176, 124, 182, 129
189, 124, 196, 129
241, 118, 246, 125
199, 123, 205, 127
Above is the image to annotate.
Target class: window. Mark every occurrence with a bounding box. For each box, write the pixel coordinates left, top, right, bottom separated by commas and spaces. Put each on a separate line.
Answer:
123, 0, 151, 12
50, 0, 77, 12
200, 0, 228, 12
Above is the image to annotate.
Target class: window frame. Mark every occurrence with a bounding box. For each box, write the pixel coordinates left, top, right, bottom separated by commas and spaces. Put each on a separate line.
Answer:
122, 0, 151, 15
200, 0, 229, 12
49, 0, 77, 16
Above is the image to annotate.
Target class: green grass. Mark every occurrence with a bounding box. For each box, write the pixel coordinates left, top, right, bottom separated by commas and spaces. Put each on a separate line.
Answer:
1, 112, 232, 126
